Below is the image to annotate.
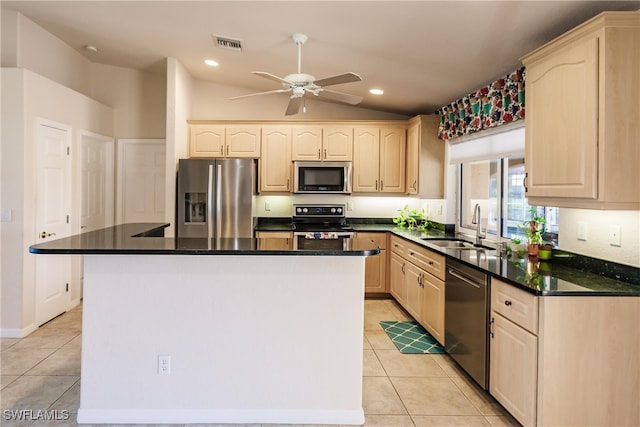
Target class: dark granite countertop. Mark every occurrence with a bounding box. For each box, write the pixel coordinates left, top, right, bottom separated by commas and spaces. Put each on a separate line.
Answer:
28, 223, 379, 256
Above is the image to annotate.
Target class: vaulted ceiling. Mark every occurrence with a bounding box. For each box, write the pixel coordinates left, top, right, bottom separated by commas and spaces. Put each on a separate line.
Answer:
3, 1, 639, 116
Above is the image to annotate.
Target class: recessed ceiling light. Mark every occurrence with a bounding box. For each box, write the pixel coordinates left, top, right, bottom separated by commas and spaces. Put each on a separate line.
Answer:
205, 59, 219, 67
83, 45, 98, 52
369, 88, 384, 95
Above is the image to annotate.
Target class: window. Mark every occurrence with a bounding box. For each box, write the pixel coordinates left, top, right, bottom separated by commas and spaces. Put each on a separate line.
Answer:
452, 123, 559, 244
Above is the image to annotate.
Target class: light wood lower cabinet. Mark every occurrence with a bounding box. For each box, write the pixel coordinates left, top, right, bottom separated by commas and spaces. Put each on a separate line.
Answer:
388, 235, 445, 346
255, 231, 293, 250
490, 277, 640, 426
354, 233, 388, 295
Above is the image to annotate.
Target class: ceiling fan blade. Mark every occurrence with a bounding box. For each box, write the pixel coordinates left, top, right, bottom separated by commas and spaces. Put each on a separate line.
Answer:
314, 72, 362, 87
252, 71, 291, 85
285, 96, 304, 116
316, 89, 363, 105
230, 89, 291, 100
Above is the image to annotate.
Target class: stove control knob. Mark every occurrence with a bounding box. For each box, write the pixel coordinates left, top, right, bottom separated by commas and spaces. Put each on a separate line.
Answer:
336, 207, 342, 214
330, 208, 336, 213
302, 208, 308, 213
296, 207, 302, 213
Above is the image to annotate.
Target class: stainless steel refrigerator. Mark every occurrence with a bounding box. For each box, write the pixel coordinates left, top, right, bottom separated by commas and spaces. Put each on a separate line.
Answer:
176, 158, 255, 238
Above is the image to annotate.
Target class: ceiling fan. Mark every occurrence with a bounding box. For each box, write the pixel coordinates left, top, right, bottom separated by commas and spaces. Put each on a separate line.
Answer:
230, 33, 363, 115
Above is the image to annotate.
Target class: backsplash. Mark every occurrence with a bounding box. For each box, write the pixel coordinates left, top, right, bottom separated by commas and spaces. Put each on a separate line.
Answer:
559, 209, 640, 268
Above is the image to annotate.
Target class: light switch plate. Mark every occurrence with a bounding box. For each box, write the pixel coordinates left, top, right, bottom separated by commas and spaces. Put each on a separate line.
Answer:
609, 225, 621, 247
0, 209, 11, 222
577, 222, 587, 241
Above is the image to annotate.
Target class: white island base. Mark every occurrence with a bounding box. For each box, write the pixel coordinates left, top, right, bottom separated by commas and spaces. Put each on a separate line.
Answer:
77, 254, 366, 425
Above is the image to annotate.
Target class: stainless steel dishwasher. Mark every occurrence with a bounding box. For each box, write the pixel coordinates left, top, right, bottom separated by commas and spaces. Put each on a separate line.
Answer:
445, 259, 489, 389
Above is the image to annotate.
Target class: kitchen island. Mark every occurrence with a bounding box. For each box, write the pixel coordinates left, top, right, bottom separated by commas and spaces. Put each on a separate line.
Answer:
30, 223, 380, 425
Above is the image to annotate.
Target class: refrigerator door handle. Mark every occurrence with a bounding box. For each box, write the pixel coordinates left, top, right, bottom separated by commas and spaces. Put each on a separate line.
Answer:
207, 165, 214, 239
216, 164, 223, 238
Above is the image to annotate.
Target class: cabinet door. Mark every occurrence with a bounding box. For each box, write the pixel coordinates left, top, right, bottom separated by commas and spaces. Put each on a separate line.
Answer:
226, 126, 261, 158
292, 126, 323, 161
353, 127, 380, 192
256, 231, 293, 250
389, 252, 406, 306
490, 313, 538, 427
404, 262, 423, 321
406, 122, 419, 194
323, 126, 353, 161
363, 250, 387, 294
420, 273, 445, 346
189, 125, 225, 158
260, 126, 292, 192
379, 127, 406, 193
525, 36, 598, 199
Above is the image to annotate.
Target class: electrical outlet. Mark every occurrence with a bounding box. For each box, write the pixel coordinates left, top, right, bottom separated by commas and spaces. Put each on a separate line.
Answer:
609, 225, 621, 247
0, 209, 11, 222
577, 222, 587, 241
158, 355, 171, 375
346, 201, 353, 211
264, 202, 271, 211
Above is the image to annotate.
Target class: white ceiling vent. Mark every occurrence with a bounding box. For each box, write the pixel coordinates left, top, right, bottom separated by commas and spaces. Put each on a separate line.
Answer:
213, 35, 243, 52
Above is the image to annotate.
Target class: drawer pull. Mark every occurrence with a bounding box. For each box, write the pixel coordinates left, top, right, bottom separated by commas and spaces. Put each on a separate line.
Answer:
428, 260, 434, 265
410, 251, 414, 256
505, 300, 513, 306
489, 317, 495, 338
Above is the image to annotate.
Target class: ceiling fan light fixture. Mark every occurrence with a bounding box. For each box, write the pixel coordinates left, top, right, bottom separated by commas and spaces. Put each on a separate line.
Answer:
369, 88, 384, 95
204, 59, 219, 67
83, 45, 98, 52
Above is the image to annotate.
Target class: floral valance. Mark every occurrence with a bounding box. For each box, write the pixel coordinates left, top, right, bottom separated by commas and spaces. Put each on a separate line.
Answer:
437, 67, 525, 140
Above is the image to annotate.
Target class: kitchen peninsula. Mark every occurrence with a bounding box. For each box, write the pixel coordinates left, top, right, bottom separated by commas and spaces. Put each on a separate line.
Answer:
30, 223, 379, 425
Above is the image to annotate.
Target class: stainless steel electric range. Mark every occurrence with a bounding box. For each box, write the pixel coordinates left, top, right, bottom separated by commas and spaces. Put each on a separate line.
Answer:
292, 204, 354, 250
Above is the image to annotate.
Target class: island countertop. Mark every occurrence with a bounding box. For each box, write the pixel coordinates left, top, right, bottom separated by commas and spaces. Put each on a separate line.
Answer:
28, 223, 380, 256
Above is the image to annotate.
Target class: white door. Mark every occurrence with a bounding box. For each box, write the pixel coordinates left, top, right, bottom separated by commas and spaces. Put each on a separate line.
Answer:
35, 120, 72, 325
80, 131, 115, 232
116, 139, 166, 223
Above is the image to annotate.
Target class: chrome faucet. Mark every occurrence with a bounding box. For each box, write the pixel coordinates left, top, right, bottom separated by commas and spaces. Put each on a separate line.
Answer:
472, 203, 486, 245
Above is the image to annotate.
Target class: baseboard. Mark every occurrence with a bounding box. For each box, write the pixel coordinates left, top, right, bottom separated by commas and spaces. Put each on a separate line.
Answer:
0, 323, 38, 338
77, 408, 365, 425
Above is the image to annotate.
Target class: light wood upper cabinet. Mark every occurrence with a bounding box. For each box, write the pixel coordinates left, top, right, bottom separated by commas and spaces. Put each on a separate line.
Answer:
189, 124, 260, 158
379, 127, 406, 193
323, 126, 353, 161
260, 126, 292, 193
353, 126, 405, 193
291, 126, 353, 161
521, 12, 640, 209
291, 126, 323, 160
189, 125, 225, 158
406, 115, 445, 197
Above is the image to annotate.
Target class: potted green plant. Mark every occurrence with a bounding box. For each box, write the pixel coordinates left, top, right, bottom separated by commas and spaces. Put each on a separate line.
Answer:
511, 207, 548, 258
393, 205, 433, 230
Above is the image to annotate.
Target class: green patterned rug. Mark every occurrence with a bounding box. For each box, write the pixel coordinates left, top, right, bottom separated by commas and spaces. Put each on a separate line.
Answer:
380, 321, 446, 354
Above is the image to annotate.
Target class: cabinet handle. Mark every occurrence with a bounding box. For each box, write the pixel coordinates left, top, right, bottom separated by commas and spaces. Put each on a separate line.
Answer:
375, 180, 378, 191
428, 260, 434, 265
523, 173, 528, 193
412, 180, 417, 191
489, 317, 495, 338
401, 263, 405, 275
220, 146, 224, 155
324, 148, 327, 159
226, 145, 229, 156
504, 300, 512, 306
318, 148, 321, 159
286, 179, 290, 190
410, 251, 414, 256
381, 180, 384, 191
418, 273, 423, 287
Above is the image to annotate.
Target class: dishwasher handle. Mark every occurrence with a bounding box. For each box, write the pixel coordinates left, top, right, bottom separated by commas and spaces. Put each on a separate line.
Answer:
448, 267, 482, 289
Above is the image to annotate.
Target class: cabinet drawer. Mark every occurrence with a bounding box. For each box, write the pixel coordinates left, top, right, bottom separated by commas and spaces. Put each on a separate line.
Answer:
355, 232, 388, 250
405, 240, 445, 281
390, 235, 407, 256
491, 278, 538, 334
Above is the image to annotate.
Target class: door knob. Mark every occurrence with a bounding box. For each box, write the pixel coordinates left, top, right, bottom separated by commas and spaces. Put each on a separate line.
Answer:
40, 231, 56, 239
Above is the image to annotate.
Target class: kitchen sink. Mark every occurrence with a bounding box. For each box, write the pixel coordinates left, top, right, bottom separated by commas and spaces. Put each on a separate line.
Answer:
422, 238, 494, 250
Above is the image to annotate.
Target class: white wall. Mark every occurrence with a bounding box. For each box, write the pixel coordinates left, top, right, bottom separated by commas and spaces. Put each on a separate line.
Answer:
559, 209, 640, 267
0, 69, 113, 336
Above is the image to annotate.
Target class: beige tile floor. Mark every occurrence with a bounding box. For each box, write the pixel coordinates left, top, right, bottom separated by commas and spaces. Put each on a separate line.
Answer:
1, 299, 520, 427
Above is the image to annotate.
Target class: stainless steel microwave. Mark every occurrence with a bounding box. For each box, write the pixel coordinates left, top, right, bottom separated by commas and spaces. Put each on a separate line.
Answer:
293, 161, 352, 194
